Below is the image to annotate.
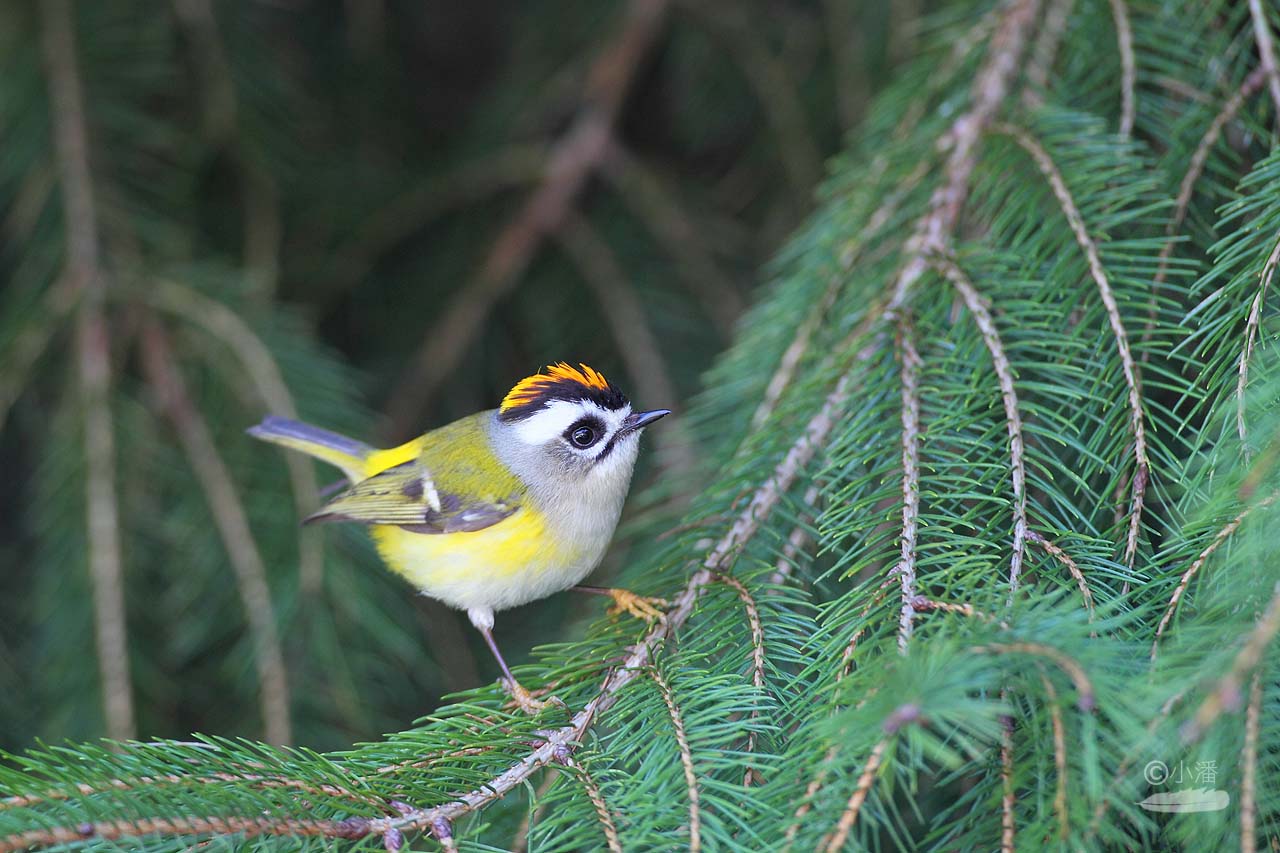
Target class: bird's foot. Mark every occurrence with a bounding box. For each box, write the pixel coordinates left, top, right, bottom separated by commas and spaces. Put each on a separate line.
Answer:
502, 679, 564, 715
606, 588, 669, 623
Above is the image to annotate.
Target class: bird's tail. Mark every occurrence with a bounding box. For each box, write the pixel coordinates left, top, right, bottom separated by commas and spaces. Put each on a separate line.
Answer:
247, 415, 373, 484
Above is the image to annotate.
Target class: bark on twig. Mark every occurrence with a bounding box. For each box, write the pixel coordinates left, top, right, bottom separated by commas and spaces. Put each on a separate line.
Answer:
1237, 233, 1280, 450
894, 319, 923, 651
1249, 0, 1280, 117
1107, 0, 1136, 136
652, 667, 701, 852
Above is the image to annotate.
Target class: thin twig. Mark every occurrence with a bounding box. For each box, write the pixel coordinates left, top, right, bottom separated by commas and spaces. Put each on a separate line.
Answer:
1183, 580, 1280, 743
652, 667, 701, 852
1022, 0, 1075, 107
1249, 0, 1280, 117
1025, 530, 1095, 624
821, 738, 891, 853
1000, 707, 1015, 853
911, 596, 1008, 628
1241, 672, 1262, 853
40, 0, 135, 743
508, 770, 557, 853
141, 323, 292, 745
995, 123, 1149, 573
1038, 669, 1069, 842
384, 0, 669, 437
768, 485, 820, 587
0, 815, 371, 853
1151, 493, 1278, 662
1107, 0, 1136, 136
714, 573, 767, 785
568, 763, 623, 853
1238, 233, 1280, 450
895, 318, 923, 651
935, 257, 1028, 598
972, 643, 1095, 712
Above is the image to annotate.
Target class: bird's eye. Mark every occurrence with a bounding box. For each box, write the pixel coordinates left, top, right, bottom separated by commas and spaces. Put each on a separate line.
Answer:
566, 420, 601, 448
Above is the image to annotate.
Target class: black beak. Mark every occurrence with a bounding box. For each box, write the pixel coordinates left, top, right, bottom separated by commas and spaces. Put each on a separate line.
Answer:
621, 408, 671, 434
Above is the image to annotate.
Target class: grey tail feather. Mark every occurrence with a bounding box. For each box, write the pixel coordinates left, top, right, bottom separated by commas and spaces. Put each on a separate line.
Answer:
246, 415, 372, 458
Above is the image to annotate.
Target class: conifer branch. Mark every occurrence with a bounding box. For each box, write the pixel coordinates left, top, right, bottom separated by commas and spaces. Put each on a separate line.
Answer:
971, 643, 1095, 712
1151, 68, 1267, 299
384, 0, 669, 436
652, 666, 701, 851
1152, 492, 1278, 662
994, 122, 1149, 573
821, 735, 892, 852
1249, 0, 1280, 117
149, 280, 325, 593
712, 573, 766, 785
1022, 0, 1075, 107
895, 318, 923, 651
1238, 233, 1280, 448
912, 596, 1007, 628
1241, 671, 1262, 853
141, 322, 293, 745
1037, 670, 1069, 842
769, 484, 819, 586
1025, 530, 1096, 623
0, 277, 79, 436
0, 814, 372, 852
999, 707, 1016, 852
1106, 0, 1136, 136
568, 762, 623, 853
840, 576, 898, 678
935, 257, 1028, 597
1182, 579, 1280, 743
40, 0, 136, 743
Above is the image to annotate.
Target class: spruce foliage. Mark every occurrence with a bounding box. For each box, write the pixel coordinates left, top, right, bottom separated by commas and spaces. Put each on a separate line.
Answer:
4, 0, 1280, 850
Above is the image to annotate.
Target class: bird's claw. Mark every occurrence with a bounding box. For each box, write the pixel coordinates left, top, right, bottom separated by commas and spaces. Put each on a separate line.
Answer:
502, 679, 564, 715
606, 588, 669, 623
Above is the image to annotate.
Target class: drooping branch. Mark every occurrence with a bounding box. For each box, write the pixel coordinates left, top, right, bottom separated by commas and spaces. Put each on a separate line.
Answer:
39, 0, 135, 743
1106, 0, 1136, 136
1241, 672, 1262, 853
894, 318, 923, 651
140, 322, 293, 745
999, 705, 1015, 853
652, 667, 701, 852
934, 257, 1028, 597
1237, 233, 1280, 449
995, 123, 1149, 573
1249, 0, 1280, 116
1025, 530, 1096, 623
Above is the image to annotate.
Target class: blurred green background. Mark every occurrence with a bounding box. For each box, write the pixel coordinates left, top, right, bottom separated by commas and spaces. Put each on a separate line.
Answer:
0, 0, 916, 751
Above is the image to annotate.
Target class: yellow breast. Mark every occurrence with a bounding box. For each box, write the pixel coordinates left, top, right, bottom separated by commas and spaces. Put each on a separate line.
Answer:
370, 507, 594, 612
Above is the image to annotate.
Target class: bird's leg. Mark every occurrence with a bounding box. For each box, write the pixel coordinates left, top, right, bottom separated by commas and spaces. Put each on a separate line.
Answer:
574, 585, 669, 622
468, 607, 549, 714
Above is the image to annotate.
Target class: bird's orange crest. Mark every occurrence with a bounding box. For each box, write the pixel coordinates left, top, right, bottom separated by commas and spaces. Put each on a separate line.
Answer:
501, 362, 616, 412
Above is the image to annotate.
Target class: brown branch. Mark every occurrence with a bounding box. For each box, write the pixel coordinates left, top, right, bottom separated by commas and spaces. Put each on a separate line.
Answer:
1249, 0, 1280, 117
768, 484, 820, 587
995, 123, 1149, 574
895, 319, 923, 651
935, 257, 1028, 597
822, 737, 892, 853
568, 762, 623, 853
714, 573, 766, 785
1183, 579, 1280, 743
0, 815, 371, 853
1025, 530, 1095, 624
601, 142, 743, 338
141, 323, 292, 745
1038, 670, 1069, 842
1238, 233, 1280, 449
1242, 671, 1262, 853
1107, 0, 1136, 136
40, 0, 135, 743
383, 0, 669, 437
1022, 0, 1075, 107
1150, 68, 1268, 299
1151, 493, 1278, 662
557, 214, 697, 478
840, 576, 899, 679
652, 666, 701, 852
148, 280, 325, 594
912, 596, 1008, 629
971, 643, 1095, 712
1000, 707, 1016, 853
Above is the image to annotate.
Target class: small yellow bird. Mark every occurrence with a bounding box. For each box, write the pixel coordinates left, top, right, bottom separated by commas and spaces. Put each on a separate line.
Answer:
248, 362, 669, 711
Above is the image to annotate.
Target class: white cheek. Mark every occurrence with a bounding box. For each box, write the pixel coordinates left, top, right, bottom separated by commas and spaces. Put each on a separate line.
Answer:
513, 399, 628, 447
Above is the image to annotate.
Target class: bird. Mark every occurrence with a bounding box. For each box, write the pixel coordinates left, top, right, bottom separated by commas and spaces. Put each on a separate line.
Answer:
248, 362, 670, 712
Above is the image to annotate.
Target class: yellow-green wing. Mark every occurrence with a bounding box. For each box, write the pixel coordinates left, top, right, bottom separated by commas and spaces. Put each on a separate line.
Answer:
305, 412, 523, 534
